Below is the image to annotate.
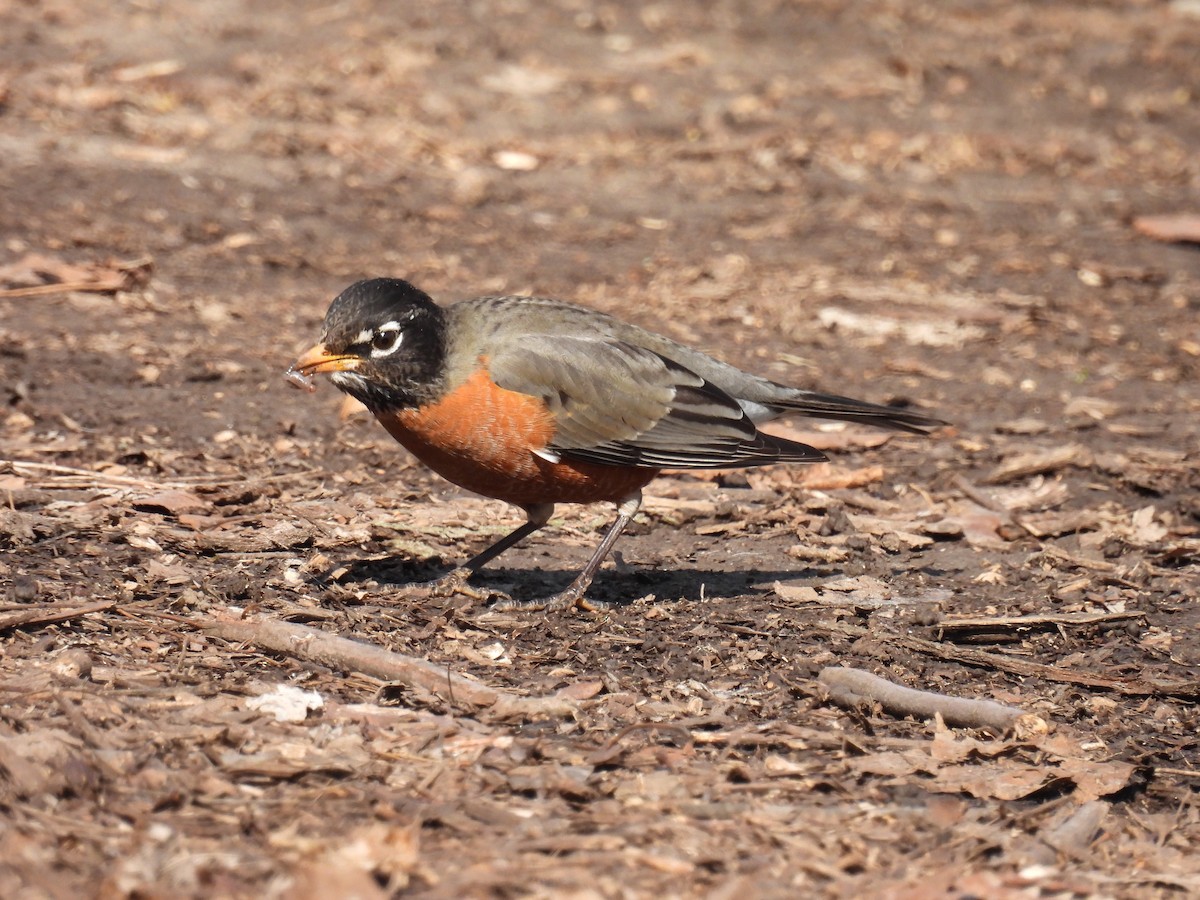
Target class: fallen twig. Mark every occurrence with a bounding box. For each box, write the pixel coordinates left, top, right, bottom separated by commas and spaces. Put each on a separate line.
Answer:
0, 281, 123, 298
950, 474, 1007, 513
822, 623, 1200, 700
1133, 212, 1200, 244
0, 600, 116, 633
900, 633, 1200, 698
818, 666, 1045, 736
2, 459, 322, 491
935, 609, 1145, 641
1153, 767, 1200, 779
3, 459, 211, 490
201, 611, 575, 720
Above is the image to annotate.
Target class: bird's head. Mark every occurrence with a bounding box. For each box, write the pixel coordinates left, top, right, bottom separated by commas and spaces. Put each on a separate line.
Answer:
289, 278, 448, 410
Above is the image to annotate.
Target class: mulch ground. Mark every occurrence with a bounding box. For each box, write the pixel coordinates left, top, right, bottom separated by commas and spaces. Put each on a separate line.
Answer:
2, 1, 1199, 896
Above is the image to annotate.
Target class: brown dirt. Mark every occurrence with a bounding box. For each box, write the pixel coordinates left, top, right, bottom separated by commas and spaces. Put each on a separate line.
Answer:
3, 1, 1200, 897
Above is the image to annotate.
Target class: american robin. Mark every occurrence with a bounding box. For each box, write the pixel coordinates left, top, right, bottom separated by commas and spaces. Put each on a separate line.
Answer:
289, 278, 943, 611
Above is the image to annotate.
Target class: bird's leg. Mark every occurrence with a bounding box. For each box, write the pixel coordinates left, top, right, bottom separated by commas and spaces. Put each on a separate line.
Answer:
425, 503, 554, 599
494, 492, 642, 613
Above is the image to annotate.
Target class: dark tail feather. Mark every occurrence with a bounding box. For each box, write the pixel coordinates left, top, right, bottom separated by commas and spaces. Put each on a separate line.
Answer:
774, 390, 946, 435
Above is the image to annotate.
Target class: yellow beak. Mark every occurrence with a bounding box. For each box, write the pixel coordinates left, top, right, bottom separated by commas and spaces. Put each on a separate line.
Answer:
291, 343, 361, 375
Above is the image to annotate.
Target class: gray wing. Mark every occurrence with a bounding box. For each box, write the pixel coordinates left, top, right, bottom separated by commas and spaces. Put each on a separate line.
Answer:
486, 335, 826, 469
456, 296, 942, 435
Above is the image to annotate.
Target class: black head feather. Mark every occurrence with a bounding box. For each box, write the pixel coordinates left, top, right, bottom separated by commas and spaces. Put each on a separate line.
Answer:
320, 278, 448, 410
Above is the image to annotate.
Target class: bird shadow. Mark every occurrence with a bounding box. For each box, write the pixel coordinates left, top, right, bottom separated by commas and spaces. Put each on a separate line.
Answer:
327, 555, 808, 606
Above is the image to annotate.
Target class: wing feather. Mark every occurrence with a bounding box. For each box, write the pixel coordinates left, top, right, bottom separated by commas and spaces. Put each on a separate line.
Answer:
486, 336, 825, 469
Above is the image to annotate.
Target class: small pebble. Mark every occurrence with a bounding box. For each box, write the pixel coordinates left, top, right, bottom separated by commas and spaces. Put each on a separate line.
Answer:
52, 648, 94, 680
9, 574, 39, 602
912, 604, 942, 627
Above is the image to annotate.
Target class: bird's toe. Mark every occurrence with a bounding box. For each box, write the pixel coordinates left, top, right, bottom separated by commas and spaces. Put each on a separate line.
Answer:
417, 567, 509, 604
490, 586, 605, 613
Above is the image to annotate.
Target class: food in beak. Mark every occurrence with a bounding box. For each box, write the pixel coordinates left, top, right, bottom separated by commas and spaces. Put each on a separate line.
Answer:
285, 344, 363, 391
284, 366, 318, 392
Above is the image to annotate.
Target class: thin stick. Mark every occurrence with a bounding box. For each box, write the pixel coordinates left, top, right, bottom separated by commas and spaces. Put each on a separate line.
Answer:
935, 609, 1144, 640
202, 612, 575, 720
3, 459, 320, 491
950, 474, 1008, 514
1039, 545, 1118, 573
892, 632, 1200, 699
818, 666, 1045, 736
0, 281, 124, 298
817, 622, 1200, 700
3, 460, 201, 490
0, 601, 116, 632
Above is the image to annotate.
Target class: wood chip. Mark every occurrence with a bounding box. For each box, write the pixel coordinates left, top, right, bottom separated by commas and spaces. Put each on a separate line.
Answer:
984, 444, 1092, 484
1133, 212, 1200, 244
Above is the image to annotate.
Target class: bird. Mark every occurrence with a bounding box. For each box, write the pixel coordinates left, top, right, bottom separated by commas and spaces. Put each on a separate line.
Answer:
289, 277, 943, 611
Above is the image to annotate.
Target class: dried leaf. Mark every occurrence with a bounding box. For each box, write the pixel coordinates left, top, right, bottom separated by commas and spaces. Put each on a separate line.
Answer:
931, 763, 1061, 800
791, 463, 885, 490
556, 680, 604, 701
772, 580, 820, 603
246, 684, 325, 723
984, 444, 1092, 484
847, 751, 928, 778
132, 489, 210, 517
1055, 758, 1135, 803
1128, 505, 1168, 544
925, 502, 1006, 547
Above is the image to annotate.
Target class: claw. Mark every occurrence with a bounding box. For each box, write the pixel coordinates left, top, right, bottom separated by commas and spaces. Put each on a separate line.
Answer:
424, 567, 475, 598
420, 568, 511, 604
491, 587, 608, 613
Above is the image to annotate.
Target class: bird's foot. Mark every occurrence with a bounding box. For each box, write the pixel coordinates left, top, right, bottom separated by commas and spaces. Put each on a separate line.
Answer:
420, 568, 511, 604
491, 585, 608, 613
423, 567, 474, 597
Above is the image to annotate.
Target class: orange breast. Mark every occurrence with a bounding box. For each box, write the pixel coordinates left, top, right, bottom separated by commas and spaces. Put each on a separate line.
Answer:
375, 367, 658, 507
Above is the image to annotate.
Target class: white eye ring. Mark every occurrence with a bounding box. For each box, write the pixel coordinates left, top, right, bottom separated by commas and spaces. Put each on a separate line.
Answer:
369, 322, 403, 358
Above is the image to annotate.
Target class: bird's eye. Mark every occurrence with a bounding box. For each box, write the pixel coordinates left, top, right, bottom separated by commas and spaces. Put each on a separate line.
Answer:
369, 324, 403, 357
